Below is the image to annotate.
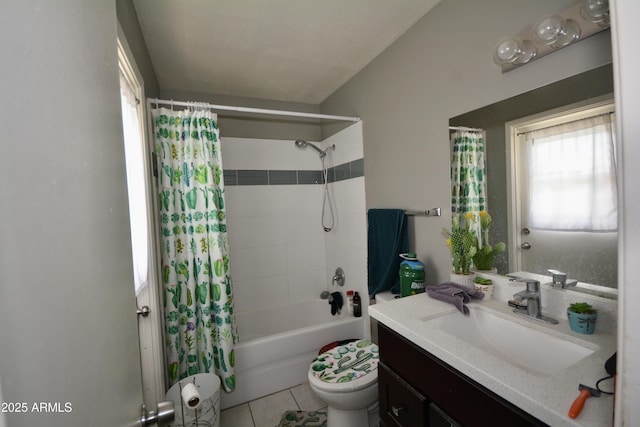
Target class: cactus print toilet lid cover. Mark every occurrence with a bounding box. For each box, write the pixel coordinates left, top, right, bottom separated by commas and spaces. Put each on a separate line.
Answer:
310, 340, 379, 384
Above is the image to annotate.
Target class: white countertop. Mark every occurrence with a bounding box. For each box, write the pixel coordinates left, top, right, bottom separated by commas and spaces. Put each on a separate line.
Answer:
369, 293, 616, 427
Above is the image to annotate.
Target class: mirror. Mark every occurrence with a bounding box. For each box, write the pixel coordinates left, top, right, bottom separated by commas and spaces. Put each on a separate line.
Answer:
449, 64, 617, 290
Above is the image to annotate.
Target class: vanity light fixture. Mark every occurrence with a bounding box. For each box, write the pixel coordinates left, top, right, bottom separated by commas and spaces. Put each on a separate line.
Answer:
494, 0, 609, 72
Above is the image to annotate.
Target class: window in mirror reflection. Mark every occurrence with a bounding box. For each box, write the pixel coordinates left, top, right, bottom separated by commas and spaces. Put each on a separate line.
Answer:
510, 100, 617, 287
523, 113, 617, 230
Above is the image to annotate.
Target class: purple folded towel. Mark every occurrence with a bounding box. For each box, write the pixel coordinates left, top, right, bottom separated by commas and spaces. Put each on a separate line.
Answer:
426, 282, 484, 315
433, 282, 485, 299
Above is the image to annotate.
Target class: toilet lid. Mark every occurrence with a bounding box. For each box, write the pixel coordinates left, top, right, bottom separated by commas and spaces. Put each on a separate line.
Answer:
309, 340, 379, 386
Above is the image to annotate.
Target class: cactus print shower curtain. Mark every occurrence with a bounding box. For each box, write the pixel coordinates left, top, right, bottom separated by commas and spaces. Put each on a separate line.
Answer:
152, 106, 237, 392
450, 130, 486, 242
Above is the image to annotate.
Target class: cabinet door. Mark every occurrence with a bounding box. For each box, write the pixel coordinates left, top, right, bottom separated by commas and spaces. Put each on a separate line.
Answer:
379, 362, 428, 427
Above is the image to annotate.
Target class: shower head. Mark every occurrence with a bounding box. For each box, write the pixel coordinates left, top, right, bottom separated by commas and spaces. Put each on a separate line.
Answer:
294, 139, 328, 158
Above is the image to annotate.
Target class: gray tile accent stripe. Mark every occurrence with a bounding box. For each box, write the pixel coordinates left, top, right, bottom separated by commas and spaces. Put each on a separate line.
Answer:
298, 170, 324, 185
224, 158, 364, 186
269, 170, 297, 185
238, 170, 268, 185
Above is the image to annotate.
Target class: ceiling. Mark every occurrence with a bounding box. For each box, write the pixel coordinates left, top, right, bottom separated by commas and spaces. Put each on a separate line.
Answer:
132, 0, 440, 104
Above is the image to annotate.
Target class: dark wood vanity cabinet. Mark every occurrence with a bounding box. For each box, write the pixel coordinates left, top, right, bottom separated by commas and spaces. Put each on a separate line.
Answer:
377, 323, 549, 427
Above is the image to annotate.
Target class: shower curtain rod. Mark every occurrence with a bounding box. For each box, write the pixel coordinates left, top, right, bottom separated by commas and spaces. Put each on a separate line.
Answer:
449, 126, 483, 132
147, 98, 360, 122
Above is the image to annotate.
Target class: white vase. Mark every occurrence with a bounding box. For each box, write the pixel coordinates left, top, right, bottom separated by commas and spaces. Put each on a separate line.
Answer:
473, 283, 493, 299
450, 271, 476, 290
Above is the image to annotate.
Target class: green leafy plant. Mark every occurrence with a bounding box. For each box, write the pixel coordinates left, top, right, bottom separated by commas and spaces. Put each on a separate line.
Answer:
474, 277, 493, 285
472, 210, 505, 271
568, 302, 597, 314
442, 213, 477, 275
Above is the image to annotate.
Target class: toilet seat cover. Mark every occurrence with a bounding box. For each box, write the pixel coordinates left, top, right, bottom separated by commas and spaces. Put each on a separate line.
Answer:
309, 340, 379, 384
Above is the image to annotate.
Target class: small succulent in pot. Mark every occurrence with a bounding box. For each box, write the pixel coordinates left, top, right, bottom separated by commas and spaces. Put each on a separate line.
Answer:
568, 302, 597, 314
567, 302, 597, 334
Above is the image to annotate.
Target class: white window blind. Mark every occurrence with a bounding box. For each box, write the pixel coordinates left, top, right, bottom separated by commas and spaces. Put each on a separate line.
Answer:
523, 113, 617, 231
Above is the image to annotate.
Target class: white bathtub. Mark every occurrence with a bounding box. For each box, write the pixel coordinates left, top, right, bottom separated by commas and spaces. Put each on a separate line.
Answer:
220, 299, 367, 409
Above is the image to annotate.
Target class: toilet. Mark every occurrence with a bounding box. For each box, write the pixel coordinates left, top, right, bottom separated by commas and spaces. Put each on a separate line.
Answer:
308, 339, 379, 427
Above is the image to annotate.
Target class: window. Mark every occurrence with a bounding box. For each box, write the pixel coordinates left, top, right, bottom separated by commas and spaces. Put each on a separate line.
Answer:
118, 42, 149, 295
519, 106, 617, 231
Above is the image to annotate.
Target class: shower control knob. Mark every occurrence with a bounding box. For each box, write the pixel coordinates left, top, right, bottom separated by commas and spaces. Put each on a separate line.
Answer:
333, 267, 345, 286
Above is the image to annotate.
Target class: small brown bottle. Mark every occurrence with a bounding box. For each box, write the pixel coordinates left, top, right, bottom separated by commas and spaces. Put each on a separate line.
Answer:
353, 292, 362, 317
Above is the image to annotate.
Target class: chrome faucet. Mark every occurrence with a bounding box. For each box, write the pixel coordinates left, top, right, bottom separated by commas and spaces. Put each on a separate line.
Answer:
508, 277, 558, 324
547, 269, 578, 289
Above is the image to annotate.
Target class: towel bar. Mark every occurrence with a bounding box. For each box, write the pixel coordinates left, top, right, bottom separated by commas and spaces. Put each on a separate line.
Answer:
405, 208, 441, 217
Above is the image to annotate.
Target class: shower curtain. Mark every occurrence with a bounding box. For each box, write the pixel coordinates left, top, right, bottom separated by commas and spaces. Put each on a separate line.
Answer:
450, 130, 486, 242
151, 106, 237, 392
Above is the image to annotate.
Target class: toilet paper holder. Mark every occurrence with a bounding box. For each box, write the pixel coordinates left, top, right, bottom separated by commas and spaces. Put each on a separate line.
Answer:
177, 377, 208, 427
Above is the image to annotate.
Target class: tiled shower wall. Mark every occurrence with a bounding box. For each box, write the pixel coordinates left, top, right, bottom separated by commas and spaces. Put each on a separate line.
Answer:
221, 123, 367, 317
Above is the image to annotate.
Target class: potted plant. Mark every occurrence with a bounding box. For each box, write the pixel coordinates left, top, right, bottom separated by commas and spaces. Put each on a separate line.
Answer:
443, 212, 477, 287
567, 302, 598, 334
473, 276, 494, 299
472, 210, 506, 272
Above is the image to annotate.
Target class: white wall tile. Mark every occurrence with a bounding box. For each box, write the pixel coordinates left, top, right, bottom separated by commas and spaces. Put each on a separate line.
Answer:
288, 269, 328, 303
222, 137, 321, 170
233, 274, 289, 313
283, 214, 325, 245
321, 122, 363, 165
283, 185, 323, 214
227, 215, 287, 249
226, 186, 287, 218
230, 245, 287, 281
332, 177, 366, 214
225, 126, 365, 315
287, 242, 327, 273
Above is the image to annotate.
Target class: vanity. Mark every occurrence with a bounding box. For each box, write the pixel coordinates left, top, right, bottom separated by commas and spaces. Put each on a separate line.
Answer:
370, 276, 616, 427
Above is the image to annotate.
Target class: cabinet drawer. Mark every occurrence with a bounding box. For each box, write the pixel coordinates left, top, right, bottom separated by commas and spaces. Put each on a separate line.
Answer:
379, 362, 428, 427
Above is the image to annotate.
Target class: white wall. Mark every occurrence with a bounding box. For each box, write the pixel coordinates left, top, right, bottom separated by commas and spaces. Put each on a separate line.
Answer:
221, 123, 367, 320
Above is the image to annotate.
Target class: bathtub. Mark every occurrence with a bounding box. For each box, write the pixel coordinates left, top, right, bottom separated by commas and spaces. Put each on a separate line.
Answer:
220, 299, 367, 409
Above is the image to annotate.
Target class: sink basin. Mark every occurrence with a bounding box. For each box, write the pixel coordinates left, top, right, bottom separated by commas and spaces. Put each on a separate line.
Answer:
423, 306, 597, 376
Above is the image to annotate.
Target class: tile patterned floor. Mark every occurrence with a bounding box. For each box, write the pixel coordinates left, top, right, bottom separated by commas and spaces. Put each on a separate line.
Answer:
221, 383, 327, 427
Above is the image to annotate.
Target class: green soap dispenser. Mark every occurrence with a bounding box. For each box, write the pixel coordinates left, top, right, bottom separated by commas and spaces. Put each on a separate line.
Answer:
399, 253, 426, 297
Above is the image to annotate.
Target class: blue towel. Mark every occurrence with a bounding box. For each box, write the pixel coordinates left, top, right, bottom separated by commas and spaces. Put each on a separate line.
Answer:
367, 209, 408, 296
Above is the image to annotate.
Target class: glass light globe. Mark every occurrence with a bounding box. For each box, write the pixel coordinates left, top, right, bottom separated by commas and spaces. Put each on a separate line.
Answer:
580, 0, 609, 23
533, 15, 581, 48
550, 19, 581, 48
533, 15, 566, 45
493, 37, 537, 66
515, 39, 537, 64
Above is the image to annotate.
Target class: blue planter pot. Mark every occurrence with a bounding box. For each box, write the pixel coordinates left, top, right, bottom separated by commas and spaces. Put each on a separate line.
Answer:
567, 309, 597, 334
